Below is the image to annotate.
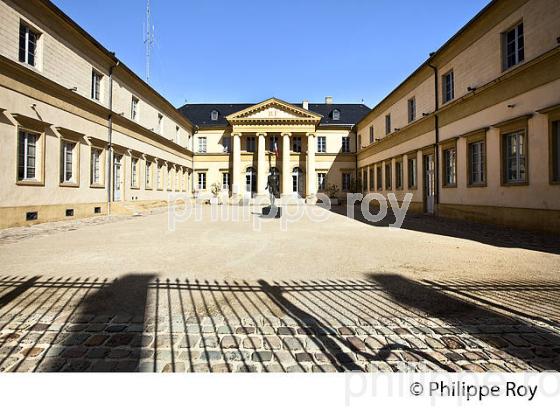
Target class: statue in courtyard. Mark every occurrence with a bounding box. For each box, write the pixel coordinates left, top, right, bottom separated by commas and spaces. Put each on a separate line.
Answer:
266, 169, 280, 206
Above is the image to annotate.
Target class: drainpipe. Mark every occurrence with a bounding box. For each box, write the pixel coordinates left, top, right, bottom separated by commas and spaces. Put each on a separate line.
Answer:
428, 61, 440, 213
106, 60, 120, 214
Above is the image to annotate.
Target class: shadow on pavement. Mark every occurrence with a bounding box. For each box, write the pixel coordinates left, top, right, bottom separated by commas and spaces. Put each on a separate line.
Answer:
328, 204, 560, 255
0, 274, 559, 372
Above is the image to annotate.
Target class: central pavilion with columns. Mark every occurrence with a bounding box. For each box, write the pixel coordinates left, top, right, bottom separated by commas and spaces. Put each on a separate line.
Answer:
179, 98, 369, 203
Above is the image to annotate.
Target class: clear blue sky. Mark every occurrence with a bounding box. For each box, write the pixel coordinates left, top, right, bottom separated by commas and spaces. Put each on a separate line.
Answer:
52, 0, 491, 108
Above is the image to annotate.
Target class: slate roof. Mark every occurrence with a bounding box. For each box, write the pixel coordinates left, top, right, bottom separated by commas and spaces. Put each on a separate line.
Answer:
178, 102, 370, 127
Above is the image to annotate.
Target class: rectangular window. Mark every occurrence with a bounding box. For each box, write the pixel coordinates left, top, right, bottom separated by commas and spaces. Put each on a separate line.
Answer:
442, 70, 454, 104
91, 70, 102, 101
342, 173, 351, 191
408, 156, 417, 188
198, 137, 207, 153
369, 168, 374, 190
131, 157, 138, 188
17, 130, 38, 181
369, 126, 374, 143
90, 148, 101, 185
269, 136, 278, 152
317, 136, 326, 153
157, 164, 163, 189
342, 136, 350, 153
222, 172, 230, 190
247, 136, 256, 152
157, 113, 163, 134
175, 126, 180, 143
396, 161, 403, 189
503, 131, 527, 184
443, 147, 457, 186
376, 166, 382, 190
503, 22, 524, 70
167, 166, 173, 190
145, 161, 152, 188
469, 140, 486, 185
385, 114, 391, 135
553, 120, 560, 182
292, 137, 302, 153
19, 23, 38, 67
61, 141, 75, 183
198, 172, 207, 190
385, 163, 392, 190
223, 136, 231, 153
131, 96, 139, 121
407, 97, 416, 123
317, 173, 326, 191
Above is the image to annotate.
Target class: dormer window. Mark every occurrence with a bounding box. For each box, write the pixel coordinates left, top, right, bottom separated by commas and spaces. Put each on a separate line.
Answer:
331, 109, 341, 121
211, 110, 219, 121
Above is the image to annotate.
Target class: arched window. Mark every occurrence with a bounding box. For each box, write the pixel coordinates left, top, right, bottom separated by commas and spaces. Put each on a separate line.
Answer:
210, 110, 219, 121
331, 109, 341, 121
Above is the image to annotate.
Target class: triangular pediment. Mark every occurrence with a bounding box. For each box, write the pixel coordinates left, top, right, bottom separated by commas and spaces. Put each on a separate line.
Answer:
226, 98, 322, 123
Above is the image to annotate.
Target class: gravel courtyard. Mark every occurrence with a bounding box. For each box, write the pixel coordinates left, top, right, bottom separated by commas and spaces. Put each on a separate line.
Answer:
0, 205, 559, 372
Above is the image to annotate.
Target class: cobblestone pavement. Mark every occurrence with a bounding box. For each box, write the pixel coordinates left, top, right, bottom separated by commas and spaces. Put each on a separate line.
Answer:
1, 275, 559, 372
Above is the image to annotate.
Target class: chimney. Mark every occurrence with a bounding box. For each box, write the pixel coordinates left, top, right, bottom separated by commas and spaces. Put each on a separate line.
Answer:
325, 96, 333, 104
302, 100, 309, 110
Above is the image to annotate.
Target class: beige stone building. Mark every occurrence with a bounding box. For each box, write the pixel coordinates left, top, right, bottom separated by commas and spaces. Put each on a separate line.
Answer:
356, 0, 560, 233
0, 0, 559, 232
0, 0, 194, 228
179, 98, 367, 203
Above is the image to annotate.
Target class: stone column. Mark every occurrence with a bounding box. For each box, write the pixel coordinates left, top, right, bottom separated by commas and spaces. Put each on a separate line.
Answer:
306, 132, 316, 201
281, 132, 292, 197
256, 132, 267, 198
232, 132, 241, 199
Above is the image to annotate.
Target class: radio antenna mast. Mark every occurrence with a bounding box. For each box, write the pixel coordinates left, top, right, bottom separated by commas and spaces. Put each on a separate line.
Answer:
144, 0, 155, 83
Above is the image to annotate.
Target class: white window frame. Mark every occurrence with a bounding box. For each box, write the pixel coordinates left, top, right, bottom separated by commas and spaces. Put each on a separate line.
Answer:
19, 23, 38, 67
198, 137, 207, 153
503, 22, 524, 71
469, 140, 486, 185
223, 136, 231, 153
131, 96, 140, 121
443, 147, 457, 186
407, 97, 416, 123
332, 109, 341, 121
211, 110, 219, 121
408, 157, 417, 188
91, 70, 102, 101
198, 172, 207, 190
131, 157, 139, 188
317, 136, 326, 153
61, 141, 76, 184
157, 113, 164, 135
504, 131, 526, 184
90, 147, 102, 185
369, 126, 374, 143
18, 130, 39, 181
341, 136, 350, 153
385, 114, 391, 135
342, 173, 351, 191
222, 172, 230, 190
317, 172, 326, 191
442, 70, 454, 104
145, 161, 152, 188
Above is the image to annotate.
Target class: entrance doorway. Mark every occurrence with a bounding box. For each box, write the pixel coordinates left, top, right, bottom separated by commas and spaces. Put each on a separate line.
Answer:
292, 167, 304, 197
245, 167, 257, 197
423, 153, 435, 214
113, 154, 123, 201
